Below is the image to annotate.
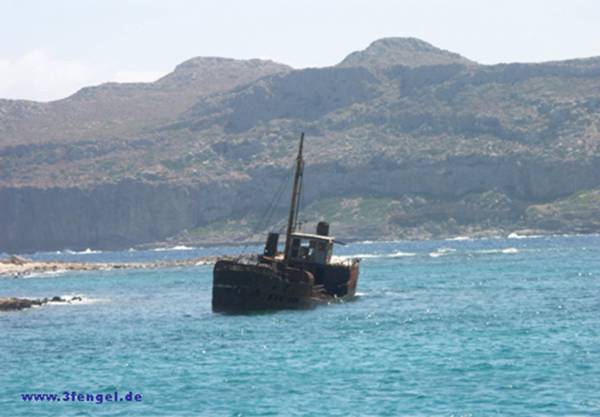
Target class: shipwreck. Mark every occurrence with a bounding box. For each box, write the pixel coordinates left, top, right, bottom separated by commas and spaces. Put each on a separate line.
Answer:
212, 133, 360, 312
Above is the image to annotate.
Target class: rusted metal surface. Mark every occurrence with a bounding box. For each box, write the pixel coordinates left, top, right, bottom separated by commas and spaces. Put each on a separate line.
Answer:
212, 260, 315, 312
212, 257, 359, 312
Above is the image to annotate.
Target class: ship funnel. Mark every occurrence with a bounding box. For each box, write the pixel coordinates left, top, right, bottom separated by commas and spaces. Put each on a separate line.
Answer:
316, 221, 329, 236
264, 232, 279, 257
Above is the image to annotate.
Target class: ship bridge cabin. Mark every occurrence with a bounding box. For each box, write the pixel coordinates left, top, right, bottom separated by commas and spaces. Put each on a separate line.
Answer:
288, 232, 334, 265
262, 221, 336, 265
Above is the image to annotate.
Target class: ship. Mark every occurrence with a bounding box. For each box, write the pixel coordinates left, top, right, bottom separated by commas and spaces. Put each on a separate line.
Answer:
212, 133, 360, 312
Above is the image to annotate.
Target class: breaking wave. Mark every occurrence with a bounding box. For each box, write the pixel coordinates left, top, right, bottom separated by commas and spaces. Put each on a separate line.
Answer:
152, 245, 195, 252
57, 248, 103, 255
508, 232, 542, 239
21, 269, 69, 279
429, 248, 457, 258
334, 251, 416, 261
476, 247, 519, 255
47, 294, 107, 305
387, 251, 417, 258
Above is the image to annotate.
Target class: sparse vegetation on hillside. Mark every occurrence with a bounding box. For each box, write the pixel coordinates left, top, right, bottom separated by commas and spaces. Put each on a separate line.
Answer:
3, 37, 600, 251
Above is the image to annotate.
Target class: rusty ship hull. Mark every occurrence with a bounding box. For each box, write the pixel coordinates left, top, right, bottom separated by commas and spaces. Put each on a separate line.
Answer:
212, 258, 359, 312
212, 260, 315, 312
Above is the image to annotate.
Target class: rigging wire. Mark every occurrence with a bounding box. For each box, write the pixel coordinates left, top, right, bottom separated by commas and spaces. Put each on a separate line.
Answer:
240, 166, 293, 253
260, 169, 293, 234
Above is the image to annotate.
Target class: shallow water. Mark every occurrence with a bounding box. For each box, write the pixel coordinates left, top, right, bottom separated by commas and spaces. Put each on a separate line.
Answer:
2, 235, 600, 416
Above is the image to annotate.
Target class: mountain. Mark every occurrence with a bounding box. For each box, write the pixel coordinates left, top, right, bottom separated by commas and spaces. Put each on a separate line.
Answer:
337, 37, 476, 68
2, 38, 600, 253
0, 57, 290, 147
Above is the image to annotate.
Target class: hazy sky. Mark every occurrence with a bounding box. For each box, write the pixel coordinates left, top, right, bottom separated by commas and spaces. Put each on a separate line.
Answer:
1, 0, 600, 101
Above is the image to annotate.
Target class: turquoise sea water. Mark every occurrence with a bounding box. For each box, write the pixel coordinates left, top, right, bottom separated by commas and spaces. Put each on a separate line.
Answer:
1, 235, 600, 416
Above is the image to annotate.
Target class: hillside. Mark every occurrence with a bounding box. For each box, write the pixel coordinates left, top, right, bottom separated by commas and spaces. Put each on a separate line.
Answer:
337, 37, 476, 68
2, 37, 600, 252
0, 57, 290, 147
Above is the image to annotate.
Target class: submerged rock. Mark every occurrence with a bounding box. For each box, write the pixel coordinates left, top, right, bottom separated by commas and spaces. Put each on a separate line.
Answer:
0, 296, 83, 311
0, 297, 43, 311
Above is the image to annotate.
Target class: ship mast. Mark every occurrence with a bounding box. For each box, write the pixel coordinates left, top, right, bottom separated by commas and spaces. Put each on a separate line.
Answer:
284, 132, 304, 263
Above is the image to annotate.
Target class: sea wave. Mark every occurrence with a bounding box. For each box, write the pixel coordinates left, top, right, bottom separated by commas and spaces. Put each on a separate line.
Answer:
387, 251, 417, 258
336, 251, 417, 260
429, 248, 457, 258
152, 245, 195, 252
508, 232, 542, 239
21, 269, 69, 279
63, 248, 103, 255
446, 236, 472, 241
475, 247, 520, 255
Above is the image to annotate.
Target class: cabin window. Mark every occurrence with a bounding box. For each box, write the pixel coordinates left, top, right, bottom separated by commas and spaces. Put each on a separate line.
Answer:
300, 240, 311, 259
290, 238, 300, 258
289, 235, 333, 263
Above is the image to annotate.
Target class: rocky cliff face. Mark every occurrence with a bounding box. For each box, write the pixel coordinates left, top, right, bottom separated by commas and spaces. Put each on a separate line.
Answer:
3, 154, 600, 252
3, 38, 600, 252
0, 180, 228, 252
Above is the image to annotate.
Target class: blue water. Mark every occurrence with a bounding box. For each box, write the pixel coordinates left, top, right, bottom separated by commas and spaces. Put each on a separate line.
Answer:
2, 235, 600, 416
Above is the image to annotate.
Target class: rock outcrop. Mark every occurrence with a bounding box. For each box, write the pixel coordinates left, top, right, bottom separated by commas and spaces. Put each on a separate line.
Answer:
0, 296, 83, 311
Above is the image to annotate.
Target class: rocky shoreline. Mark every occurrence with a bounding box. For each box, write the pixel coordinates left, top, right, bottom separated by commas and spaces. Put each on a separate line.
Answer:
0, 254, 229, 278
0, 254, 240, 312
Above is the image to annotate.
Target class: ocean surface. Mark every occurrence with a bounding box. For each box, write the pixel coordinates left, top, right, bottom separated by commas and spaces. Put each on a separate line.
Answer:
1, 234, 600, 416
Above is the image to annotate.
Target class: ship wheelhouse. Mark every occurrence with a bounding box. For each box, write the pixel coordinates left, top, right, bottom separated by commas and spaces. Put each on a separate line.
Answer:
288, 232, 334, 265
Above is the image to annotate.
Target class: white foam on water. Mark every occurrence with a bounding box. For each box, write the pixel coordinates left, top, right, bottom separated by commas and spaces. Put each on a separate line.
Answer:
429, 248, 457, 258
388, 251, 417, 258
508, 232, 528, 239
446, 236, 472, 241
475, 247, 519, 255
47, 294, 107, 306
21, 269, 68, 279
502, 247, 519, 254
508, 232, 542, 239
64, 248, 102, 255
335, 251, 417, 260
81, 248, 102, 254
352, 238, 407, 246
153, 245, 195, 252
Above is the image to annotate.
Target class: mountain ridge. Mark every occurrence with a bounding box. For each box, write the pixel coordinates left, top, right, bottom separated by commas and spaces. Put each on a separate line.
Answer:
0, 57, 291, 147
337, 37, 477, 68
3, 37, 600, 252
